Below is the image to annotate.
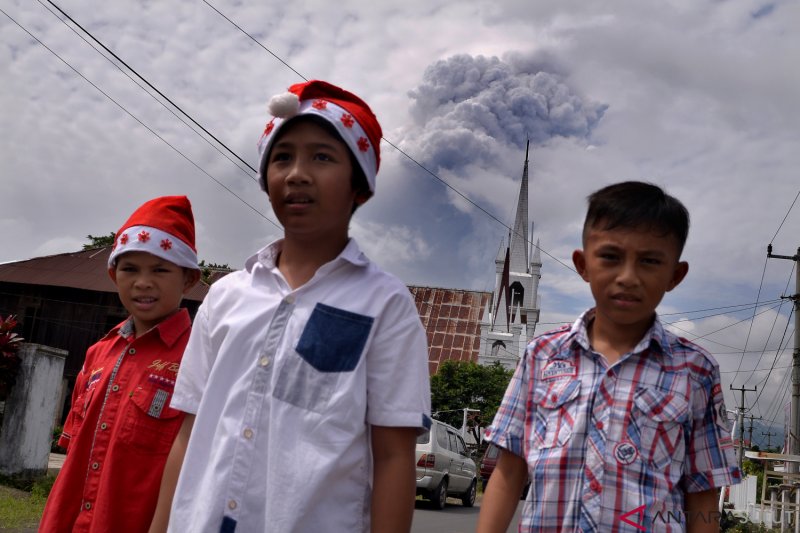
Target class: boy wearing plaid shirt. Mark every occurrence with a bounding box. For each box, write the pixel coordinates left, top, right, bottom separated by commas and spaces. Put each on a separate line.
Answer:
478, 181, 740, 532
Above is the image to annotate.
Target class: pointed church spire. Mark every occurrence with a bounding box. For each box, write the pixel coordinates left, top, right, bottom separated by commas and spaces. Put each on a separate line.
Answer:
532, 238, 542, 266
508, 140, 530, 274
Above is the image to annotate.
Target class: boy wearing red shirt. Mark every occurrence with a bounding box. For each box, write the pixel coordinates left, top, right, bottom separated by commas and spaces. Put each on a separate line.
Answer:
40, 195, 201, 532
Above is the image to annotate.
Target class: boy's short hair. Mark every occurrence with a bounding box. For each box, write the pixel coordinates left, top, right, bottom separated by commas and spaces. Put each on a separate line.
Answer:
583, 181, 690, 254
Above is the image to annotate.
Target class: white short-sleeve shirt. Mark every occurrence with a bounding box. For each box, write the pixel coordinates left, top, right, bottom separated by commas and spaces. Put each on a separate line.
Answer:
168, 238, 431, 532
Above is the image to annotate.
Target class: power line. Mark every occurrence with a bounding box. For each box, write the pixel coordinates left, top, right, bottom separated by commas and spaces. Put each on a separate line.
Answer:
744, 264, 796, 387
729, 255, 770, 385
10, 2, 790, 356
41, 0, 257, 178
659, 299, 783, 317
750, 313, 794, 412
198, 0, 578, 275
200, 0, 308, 82
770, 188, 800, 243
0, 7, 279, 231
665, 301, 784, 350
662, 299, 784, 325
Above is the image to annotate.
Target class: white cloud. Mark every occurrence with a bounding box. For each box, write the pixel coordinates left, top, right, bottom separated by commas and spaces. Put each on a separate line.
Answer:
1, 0, 798, 430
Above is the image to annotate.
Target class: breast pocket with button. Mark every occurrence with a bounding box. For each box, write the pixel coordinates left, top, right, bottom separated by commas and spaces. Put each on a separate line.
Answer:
118, 382, 183, 453
532, 379, 581, 448
633, 386, 689, 470
273, 303, 374, 413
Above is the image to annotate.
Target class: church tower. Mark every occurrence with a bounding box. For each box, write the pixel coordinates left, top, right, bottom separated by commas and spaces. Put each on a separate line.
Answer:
478, 142, 542, 369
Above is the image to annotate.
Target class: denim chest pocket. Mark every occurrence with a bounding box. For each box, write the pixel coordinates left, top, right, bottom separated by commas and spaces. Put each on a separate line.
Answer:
532, 379, 581, 448
273, 304, 374, 413
633, 386, 689, 470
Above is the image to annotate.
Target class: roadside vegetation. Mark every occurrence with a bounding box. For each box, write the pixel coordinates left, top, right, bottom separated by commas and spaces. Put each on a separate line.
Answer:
0, 474, 54, 529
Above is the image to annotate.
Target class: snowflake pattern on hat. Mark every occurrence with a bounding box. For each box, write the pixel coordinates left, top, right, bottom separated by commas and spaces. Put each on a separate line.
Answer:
256, 80, 383, 196
108, 196, 198, 272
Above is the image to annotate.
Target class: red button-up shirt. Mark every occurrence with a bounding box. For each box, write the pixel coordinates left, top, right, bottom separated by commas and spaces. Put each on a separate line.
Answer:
40, 310, 190, 533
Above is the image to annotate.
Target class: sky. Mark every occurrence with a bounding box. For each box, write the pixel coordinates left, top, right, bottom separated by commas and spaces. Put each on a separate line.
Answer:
1, 0, 798, 444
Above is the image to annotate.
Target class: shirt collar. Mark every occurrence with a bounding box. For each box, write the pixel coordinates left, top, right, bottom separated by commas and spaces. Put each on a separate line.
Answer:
567, 308, 670, 358
244, 237, 370, 272
108, 309, 191, 348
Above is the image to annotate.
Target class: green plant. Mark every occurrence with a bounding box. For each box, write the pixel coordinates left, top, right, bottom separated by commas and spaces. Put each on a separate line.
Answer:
51, 425, 66, 454
0, 484, 46, 529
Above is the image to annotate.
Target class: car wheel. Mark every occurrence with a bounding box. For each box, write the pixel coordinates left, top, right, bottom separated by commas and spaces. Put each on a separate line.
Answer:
461, 480, 476, 507
432, 478, 448, 510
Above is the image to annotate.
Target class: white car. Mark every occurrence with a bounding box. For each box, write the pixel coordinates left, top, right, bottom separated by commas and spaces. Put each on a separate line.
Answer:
415, 419, 478, 509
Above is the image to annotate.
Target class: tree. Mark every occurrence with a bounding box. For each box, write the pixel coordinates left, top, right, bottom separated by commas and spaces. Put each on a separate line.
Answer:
430, 360, 514, 446
198, 260, 232, 284
82, 236, 231, 283
83, 232, 117, 250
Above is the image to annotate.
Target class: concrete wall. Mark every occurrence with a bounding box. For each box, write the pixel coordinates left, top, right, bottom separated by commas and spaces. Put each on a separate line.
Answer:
0, 343, 67, 477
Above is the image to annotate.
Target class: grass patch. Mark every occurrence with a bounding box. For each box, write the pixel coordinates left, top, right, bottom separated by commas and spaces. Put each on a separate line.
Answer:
0, 474, 55, 530
0, 484, 46, 530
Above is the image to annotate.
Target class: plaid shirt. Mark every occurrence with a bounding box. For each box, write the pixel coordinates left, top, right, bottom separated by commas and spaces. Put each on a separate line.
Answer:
485, 309, 741, 532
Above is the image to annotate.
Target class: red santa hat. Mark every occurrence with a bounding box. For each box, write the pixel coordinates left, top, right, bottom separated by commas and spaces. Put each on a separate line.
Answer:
107, 195, 199, 272
256, 80, 382, 196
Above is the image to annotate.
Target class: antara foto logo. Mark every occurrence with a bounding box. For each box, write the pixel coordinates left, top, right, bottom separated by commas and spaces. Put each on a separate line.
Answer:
619, 504, 647, 531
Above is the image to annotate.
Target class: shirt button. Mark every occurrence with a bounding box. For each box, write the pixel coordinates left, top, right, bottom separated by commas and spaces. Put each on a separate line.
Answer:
590, 480, 601, 492
228, 500, 237, 510
100, 422, 108, 430
111, 385, 119, 392
596, 421, 604, 430
652, 406, 663, 415
84, 502, 92, 510
259, 356, 270, 367
551, 394, 558, 403
243, 428, 254, 440
91, 462, 100, 470
285, 295, 295, 304
128, 348, 136, 355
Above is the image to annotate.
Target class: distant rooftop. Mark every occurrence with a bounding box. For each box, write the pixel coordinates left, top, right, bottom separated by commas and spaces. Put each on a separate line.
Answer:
0, 248, 209, 302
408, 286, 491, 374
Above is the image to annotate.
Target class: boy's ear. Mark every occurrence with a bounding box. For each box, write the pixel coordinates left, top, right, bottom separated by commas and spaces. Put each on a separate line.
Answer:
354, 191, 371, 206
108, 267, 118, 284
572, 250, 589, 282
183, 269, 202, 293
666, 261, 689, 292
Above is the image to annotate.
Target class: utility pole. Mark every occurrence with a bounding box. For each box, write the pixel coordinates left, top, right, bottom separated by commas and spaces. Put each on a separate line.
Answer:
743, 414, 762, 448
767, 245, 800, 473
461, 408, 480, 440
731, 385, 757, 469
763, 431, 777, 450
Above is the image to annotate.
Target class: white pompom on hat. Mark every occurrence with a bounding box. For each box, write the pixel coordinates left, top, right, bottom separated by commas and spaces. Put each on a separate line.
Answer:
107, 195, 199, 275
256, 80, 383, 197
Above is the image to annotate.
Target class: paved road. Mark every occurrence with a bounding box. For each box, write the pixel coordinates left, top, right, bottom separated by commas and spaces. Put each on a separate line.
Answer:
412, 497, 523, 532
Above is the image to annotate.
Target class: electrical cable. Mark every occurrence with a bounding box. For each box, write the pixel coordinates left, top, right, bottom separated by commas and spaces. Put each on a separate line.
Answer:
42, 0, 257, 177
0, 7, 280, 231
